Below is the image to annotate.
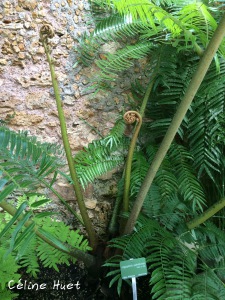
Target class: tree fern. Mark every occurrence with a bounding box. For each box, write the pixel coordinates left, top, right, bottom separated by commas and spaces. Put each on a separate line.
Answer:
78, 1, 225, 298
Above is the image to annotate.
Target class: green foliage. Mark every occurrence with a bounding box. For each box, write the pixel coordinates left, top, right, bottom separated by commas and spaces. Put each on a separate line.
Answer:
105, 216, 225, 298
0, 127, 96, 296
187, 60, 225, 180
96, 42, 152, 77
37, 217, 91, 270
0, 247, 20, 299
0, 126, 65, 203
168, 144, 206, 211
0, 196, 91, 294
78, 0, 225, 88
2, 0, 225, 299
0, 289, 19, 300
0, 248, 20, 290
74, 139, 124, 188
80, 1, 225, 298
74, 117, 127, 188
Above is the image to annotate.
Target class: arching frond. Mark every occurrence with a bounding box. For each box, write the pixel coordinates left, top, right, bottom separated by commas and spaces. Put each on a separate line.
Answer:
0, 211, 91, 278
96, 42, 153, 77
130, 151, 149, 197
168, 144, 206, 212
146, 51, 198, 140
94, 13, 152, 41
187, 60, 225, 179
104, 117, 127, 149
105, 1, 223, 54
192, 268, 225, 300
105, 216, 196, 298
74, 139, 124, 188
0, 127, 65, 202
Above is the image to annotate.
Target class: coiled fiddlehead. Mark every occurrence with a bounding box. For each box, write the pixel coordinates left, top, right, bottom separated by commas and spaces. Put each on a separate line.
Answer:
123, 111, 142, 212
40, 24, 55, 42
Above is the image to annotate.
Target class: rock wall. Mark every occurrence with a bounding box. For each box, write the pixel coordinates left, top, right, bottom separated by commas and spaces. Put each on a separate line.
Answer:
0, 0, 125, 145
0, 0, 132, 234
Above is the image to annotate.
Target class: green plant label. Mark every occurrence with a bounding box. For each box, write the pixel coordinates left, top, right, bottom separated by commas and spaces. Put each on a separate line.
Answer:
120, 258, 147, 279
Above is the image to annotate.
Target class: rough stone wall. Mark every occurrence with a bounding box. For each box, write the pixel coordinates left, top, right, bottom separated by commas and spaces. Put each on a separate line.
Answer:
0, 0, 128, 235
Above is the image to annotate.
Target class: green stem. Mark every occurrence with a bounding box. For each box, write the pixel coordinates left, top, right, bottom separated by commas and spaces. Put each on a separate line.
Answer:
123, 111, 142, 212
123, 12, 225, 235
187, 198, 225, 230
139, 79, 155, 116
40, 28, 97, 249
0, 200, 95, 268
123, 81, 154, 213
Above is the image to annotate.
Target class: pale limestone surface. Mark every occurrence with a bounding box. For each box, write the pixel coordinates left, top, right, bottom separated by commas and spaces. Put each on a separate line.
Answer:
0, 0, 123, 234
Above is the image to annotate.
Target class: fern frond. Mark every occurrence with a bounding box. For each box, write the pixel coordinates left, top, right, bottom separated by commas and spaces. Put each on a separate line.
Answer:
130, 151, 149, 197
0, 248, 21, 290
191, 268, 225, 299
148, 234, 194, 299
104, 117, 126, 149
168, 144, 206, 212
187, 61, 225, 179
146, 51, 198, 140
107, 1, 223, 55
37, 217, 91, 271
194, 222, 225, 266
18, 234, 40, 277
142, 184, 161, 218
94, 13, 151, 41
77, 32, 100, 66
156, 196, 189, 230
96, 42, 153, 78
105, 216, 196, 297
0, 127, 65, 202
74, 139, 124, 188
153, 162, 178, 203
